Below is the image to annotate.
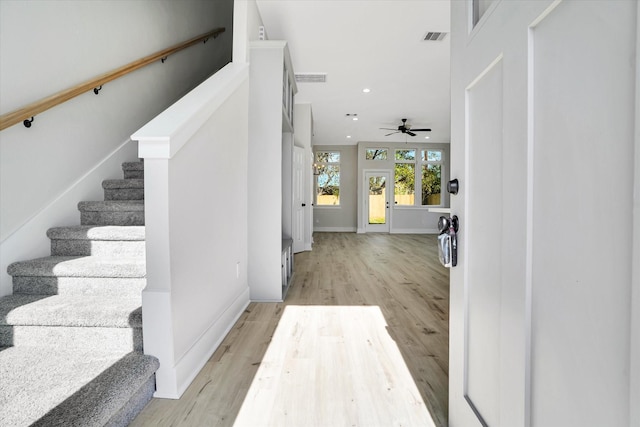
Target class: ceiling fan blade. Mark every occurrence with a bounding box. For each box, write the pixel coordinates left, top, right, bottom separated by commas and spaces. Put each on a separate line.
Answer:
406, 131, 417, 137
385, 131, 400, 136
380, 128, 398, 131
409, 128, 432, 132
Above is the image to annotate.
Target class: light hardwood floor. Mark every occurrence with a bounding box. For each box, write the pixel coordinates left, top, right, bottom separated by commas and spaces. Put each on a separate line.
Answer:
131, 233, 449, 427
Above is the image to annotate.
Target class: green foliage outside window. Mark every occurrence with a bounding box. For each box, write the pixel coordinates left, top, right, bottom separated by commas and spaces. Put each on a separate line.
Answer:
422, 164, 442, 205
395, 164, 415, 205
395, 149, 416, 161
394, 164, 415, 195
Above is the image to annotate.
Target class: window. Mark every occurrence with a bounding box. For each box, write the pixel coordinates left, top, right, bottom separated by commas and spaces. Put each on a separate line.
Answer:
315, 151, 340, 206
421, 149, 443, 205
394, 149, 415, 205
389, 148, 445, 207
365, 148, 388, 160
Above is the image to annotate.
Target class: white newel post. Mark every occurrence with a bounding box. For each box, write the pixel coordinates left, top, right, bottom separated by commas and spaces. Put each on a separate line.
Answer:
139, 157, 178, 398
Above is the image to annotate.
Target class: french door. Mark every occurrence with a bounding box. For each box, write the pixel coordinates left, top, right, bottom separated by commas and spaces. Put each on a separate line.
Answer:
363, 171, 391, 233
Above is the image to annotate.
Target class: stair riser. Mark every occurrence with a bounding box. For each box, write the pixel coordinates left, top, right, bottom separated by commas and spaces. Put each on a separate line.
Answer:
105, 374, 156, 427
13, 277, 146, 296
124, 170, 144, 179
51, 240, 145, 257
104, 189, 144, 201
81, 211, 145, 226
0, 326, 143, 352
8, 259, 146, 278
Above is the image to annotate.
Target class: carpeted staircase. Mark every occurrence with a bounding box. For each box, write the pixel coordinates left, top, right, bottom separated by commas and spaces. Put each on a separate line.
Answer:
0, 161, 159, 427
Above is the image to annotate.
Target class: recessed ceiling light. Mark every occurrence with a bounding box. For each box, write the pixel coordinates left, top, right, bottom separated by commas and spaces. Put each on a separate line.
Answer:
347, 135, 352, 139
362, 88, 371, 93
353, 117, 358, 121
425, 136, 430, 139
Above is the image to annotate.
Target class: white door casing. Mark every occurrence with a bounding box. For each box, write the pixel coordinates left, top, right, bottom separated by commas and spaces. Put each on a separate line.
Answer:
450, 1, 638, 426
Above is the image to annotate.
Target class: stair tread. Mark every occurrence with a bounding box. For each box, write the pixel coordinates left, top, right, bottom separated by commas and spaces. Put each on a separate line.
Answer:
102, 179, 144, 189
0, 294, 142, 327
8, 255, 146, 278
78, 200, 144, 212
0, 347, 158, 427
47, 225, 145, 241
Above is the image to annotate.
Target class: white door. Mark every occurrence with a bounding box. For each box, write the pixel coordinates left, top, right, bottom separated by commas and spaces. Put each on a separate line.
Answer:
292, 146, 305, 253
305, 147, 314, 251
364, 171, 391, 233
450, 1, 638, 426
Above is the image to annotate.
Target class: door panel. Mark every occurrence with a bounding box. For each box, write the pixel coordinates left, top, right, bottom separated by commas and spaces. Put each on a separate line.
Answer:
364, 171, 390, 233
530, 2, 636, 426
464, 57, 504, 427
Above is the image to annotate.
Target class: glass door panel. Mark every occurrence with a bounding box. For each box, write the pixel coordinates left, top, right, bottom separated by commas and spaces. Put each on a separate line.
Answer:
364, 171, 391, 232
369, 176, 386, 224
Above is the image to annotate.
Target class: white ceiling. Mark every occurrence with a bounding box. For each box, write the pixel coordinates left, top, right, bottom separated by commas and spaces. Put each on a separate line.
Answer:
254, 0, 451, 146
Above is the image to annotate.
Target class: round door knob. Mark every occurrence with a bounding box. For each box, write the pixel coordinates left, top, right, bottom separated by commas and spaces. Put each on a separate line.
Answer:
447, 179, 459, 195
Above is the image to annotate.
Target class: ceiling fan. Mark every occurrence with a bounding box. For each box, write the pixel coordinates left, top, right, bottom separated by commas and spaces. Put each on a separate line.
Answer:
380, 118, 431, 137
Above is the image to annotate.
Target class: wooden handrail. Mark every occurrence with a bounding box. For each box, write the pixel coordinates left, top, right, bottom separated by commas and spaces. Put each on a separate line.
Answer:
0, 27, 225, 131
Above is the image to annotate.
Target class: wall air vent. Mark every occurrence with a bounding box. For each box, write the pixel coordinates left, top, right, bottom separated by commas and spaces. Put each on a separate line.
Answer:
295, 73, 327, 83
423, 32, 447, 41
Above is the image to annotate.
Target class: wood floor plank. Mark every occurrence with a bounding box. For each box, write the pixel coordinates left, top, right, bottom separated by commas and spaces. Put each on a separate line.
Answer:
131, 233, 449, 427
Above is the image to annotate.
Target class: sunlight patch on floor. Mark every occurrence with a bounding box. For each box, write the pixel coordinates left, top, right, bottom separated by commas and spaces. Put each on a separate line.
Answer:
233, 305, 437, 427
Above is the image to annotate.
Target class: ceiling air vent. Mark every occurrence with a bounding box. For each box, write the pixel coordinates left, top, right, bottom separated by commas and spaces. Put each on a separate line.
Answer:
295, 73, 327, 83
423, 32, 447, 41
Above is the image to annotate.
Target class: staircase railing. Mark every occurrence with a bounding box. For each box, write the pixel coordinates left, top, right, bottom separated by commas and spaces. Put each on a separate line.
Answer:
0, 27, 225, 131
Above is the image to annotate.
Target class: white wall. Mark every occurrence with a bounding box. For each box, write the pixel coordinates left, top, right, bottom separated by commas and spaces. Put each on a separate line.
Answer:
134, 63, 250, 398
233, 0, 266, 62
168, 77, 249, 384
631, 5, 640, 424
313, 145, 358, 232
0, 0, 233, 296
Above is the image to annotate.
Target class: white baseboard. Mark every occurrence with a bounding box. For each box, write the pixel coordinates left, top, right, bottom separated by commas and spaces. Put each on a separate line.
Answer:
313, 227, 357, 233
391, 228, 439, 235
170, 287, 250, 399
0, 140, 138, 297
